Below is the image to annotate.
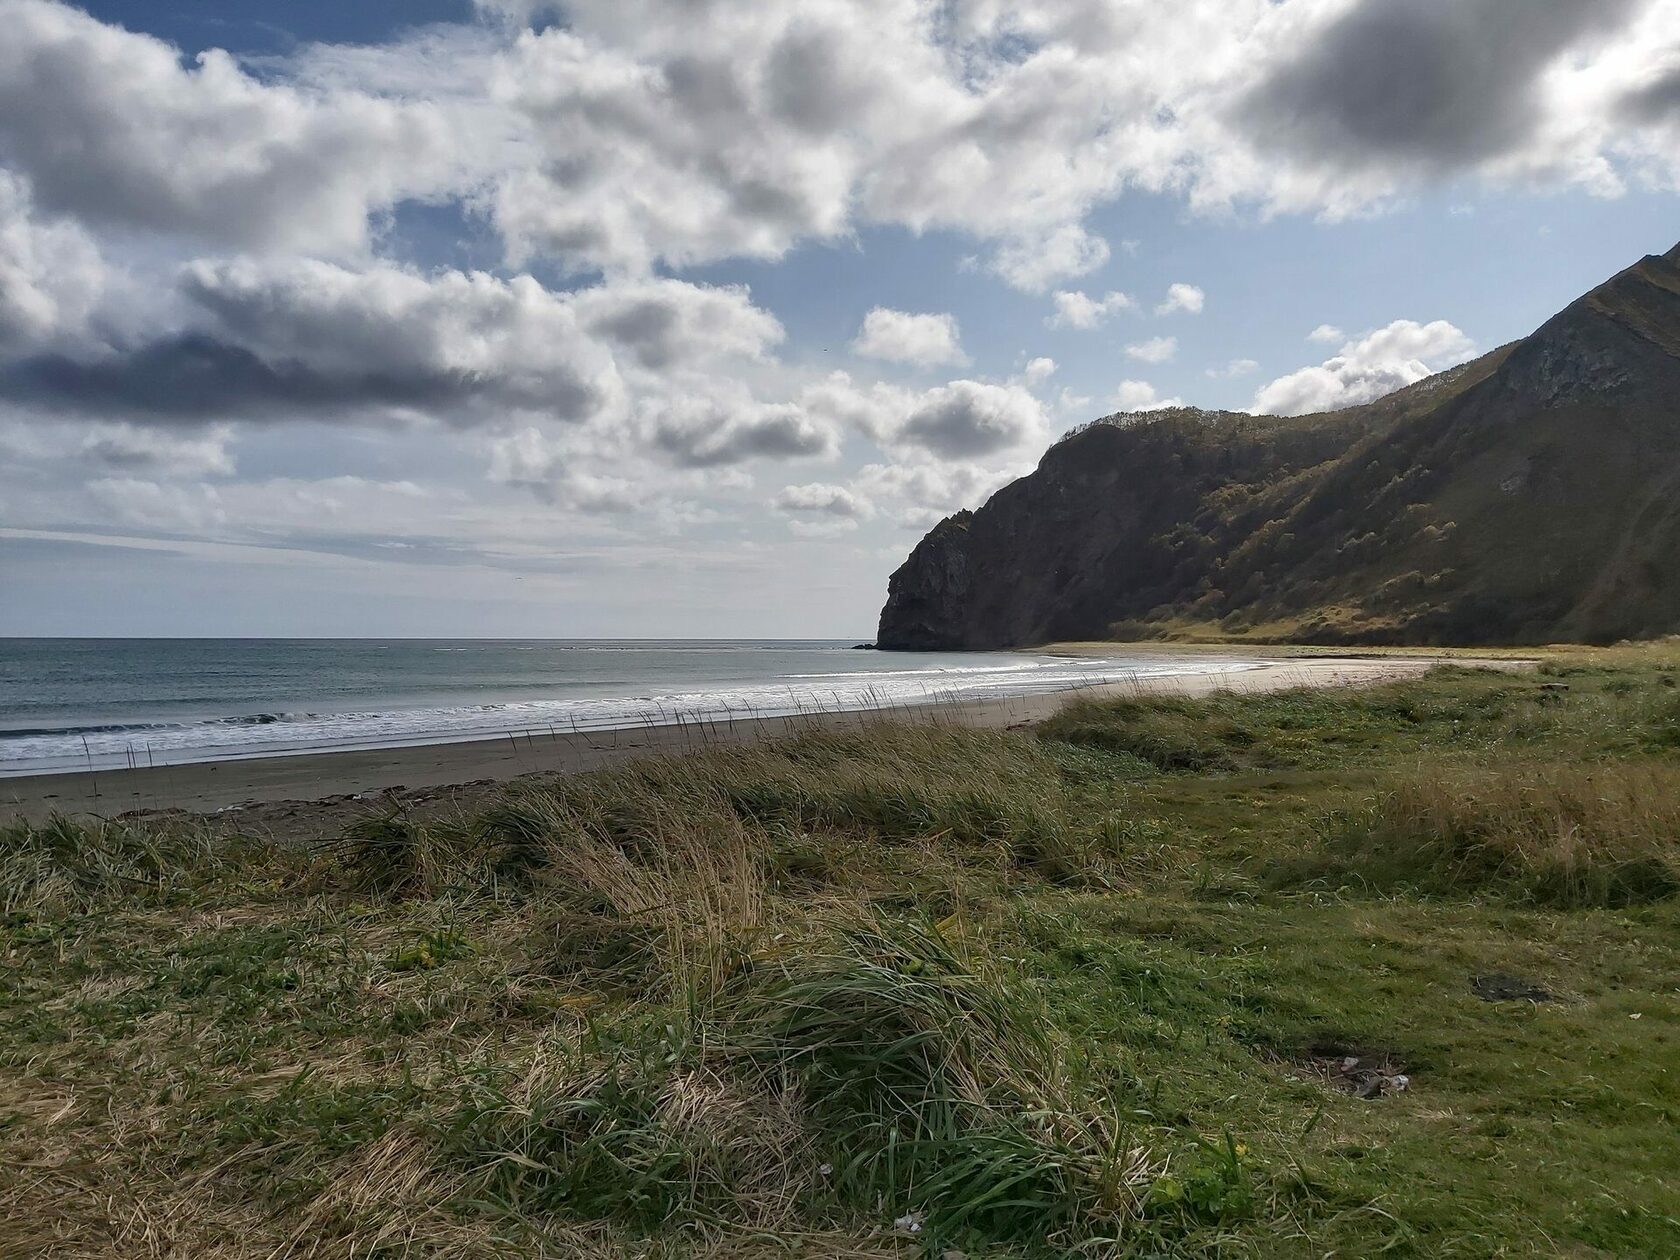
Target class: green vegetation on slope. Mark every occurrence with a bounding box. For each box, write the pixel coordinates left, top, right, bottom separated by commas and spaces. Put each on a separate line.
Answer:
5, 649, 1680, 1256
879, 245, 1680, 650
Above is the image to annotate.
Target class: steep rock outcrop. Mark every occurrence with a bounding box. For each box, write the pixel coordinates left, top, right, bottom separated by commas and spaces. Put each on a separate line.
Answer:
878, 242, 1680, 648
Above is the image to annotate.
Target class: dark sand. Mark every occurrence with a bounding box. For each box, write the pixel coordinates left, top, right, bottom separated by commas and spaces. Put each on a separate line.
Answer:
0, 656, 1532, 835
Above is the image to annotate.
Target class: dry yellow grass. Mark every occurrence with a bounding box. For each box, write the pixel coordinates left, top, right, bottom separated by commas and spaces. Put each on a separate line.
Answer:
1318, 762, 1680, 906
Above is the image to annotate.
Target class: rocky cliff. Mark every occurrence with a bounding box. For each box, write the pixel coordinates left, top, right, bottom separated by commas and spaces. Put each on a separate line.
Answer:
878, 242, 1680, 649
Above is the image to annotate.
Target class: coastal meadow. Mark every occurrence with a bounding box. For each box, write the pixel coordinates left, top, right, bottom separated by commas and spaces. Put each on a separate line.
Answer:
4, 647, 1680, 1256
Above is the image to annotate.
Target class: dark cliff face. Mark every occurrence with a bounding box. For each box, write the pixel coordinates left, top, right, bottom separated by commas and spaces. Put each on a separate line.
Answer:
878, 242, 1680, 649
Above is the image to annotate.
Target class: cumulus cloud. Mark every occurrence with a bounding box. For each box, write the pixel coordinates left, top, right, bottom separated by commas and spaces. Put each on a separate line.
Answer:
1156, 283, 1205, 316
0, 0, 1671, 287
1047, 289, 1133, 330
1252, 319, 1477, 416
806, 376, 1047, 460
0, 171, 105, 350
0, 414, 235, 478
1124, 336, 1178, 364
1243, 0, 1644, 180
772, 482, 872, 520
486, 426, 641, 511
77, 423, 235, 478
572, 279, 785, 370
0, 0, 472, 254
0, 258, 804, 438
4, 0, 1676, 599
2, 260, 627, 426
895, 380, 1050, 459
472, 0, 1678, 278
1206, 358, 1259, 380
990, 226, 1111, 293
854, 459, 1020, 527
800, 372, 1049, 460
1620, 64, 1680, 124
851, 308, 967, 368
1308, 324, 1346, 344
1022, 357, 1057, 385
1109, 380, 1183, 413
647, 394, 838, 468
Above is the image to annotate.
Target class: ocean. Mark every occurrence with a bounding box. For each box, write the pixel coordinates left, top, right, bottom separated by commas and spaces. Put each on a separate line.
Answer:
0, 638, 1261, 775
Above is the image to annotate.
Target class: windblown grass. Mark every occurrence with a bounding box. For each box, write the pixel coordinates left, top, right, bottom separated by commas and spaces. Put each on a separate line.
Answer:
7, 648, 1680, 1256
1301, 763, 1680, 907
1, 811, 238, 914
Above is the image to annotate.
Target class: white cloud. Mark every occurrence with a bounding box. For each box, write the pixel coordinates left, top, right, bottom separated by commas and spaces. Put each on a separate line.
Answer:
0, 0, 1674, 287
1156, 283, 1205, 316
854, 459, 1020, 525
1124, 336, 1178, 364
1022, 356, 1057, 385
486, 426, 642, 511
0, 0, 474, 255
1206, 358, 1260, 380
646, 393, 839, 468
1308, 323, 1346, 344
989, 225, 1110, 294
851, 308, 967, 368
78, 424, 235, 478
1047, 289, 1133, 330
896, 380, 1049, 458
801, 372, 1049, 461
1054, 386, 1094, 417
0, 171, 106, 350
1252, 319, 1477, 416
2, 0, 1676, 630
1109, 380, 1183, 413
3, 259, 805, 445
572, 278, 785, 370
772, 482, 872, 520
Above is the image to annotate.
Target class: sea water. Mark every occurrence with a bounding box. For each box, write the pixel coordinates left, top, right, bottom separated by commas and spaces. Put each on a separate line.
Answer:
0, 638, 1262, 774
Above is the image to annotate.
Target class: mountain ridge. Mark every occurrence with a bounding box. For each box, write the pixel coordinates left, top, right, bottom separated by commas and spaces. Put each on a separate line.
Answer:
878, 242, 1680, 649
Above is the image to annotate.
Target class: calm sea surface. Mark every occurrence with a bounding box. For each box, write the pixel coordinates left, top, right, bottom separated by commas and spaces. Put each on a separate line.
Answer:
0, 639, 1261, 774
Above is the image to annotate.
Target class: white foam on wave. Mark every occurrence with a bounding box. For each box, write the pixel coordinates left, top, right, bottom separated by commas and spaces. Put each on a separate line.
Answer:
0, 654, 1265, 775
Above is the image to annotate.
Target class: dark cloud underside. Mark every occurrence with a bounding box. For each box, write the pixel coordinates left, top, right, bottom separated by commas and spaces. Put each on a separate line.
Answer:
1244, 0, 1647, 172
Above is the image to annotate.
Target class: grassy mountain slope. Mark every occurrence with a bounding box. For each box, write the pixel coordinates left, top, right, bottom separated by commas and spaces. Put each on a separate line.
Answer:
878, 242, 1680, 648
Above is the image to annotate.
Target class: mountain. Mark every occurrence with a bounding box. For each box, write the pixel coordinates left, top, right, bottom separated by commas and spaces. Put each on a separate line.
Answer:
878, 242, 1680, 649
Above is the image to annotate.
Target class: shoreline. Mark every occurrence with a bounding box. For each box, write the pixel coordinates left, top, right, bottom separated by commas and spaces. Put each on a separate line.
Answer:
0, 654, 1531, 830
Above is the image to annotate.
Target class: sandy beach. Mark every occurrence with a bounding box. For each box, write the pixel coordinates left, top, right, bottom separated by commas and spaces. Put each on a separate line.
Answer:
0, 654, 1532, 831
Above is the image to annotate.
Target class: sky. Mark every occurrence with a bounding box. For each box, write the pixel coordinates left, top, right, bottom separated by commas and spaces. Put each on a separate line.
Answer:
0, 0, 1677, 639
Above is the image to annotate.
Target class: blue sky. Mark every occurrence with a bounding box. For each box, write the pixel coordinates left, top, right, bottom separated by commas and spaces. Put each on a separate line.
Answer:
1, 0, 1677, 637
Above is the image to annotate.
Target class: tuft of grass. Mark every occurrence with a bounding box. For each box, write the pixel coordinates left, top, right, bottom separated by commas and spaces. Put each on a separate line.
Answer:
1301, 763, 1680, 906
0, 812, 232, 914
712, 913, 1149, 1242
1041, 696, 1245, 773
443, 912, 1149, 1247
325, 809, 483, 898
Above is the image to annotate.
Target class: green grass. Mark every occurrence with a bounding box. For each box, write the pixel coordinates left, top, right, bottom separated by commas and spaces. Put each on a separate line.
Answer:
4, 645, 1680, 1256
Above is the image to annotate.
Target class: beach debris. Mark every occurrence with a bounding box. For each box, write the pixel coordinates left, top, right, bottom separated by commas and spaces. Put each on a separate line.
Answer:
1471, 973, 1552, 1003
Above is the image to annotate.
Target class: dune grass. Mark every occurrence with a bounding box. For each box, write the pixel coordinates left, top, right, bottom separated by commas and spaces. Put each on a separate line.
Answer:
1301, 763, 1680, 907
4, 645, 1680, 1255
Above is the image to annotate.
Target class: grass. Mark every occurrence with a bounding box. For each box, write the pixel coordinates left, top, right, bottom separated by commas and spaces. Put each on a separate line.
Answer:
3, 644, 1680, 1255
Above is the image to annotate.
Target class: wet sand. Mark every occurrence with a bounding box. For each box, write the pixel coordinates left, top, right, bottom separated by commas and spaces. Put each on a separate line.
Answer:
0, 655, 1531, 830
